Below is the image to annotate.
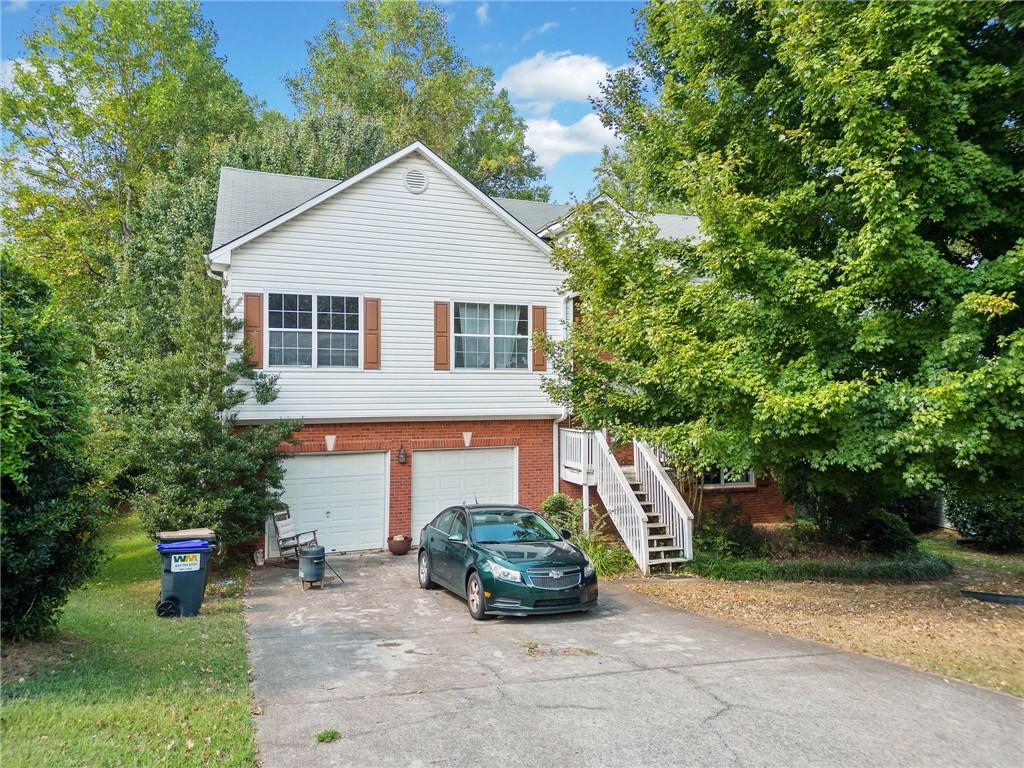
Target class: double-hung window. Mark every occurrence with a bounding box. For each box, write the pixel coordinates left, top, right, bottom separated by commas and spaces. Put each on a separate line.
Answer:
702, 468, 755, 488
268, 292, 359, 367
453, 302, 529, 370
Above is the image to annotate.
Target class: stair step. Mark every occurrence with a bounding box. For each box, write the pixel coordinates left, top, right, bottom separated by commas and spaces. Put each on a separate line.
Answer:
648, 534, 674, 542
648, 546, 683, 553
649, 557, 689, 567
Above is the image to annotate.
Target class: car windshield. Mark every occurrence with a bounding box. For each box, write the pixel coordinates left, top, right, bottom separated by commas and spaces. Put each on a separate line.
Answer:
471, 510, 561, 543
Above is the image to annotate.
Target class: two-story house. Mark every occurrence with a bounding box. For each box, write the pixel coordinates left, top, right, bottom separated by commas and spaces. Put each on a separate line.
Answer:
206, 142, 791, 573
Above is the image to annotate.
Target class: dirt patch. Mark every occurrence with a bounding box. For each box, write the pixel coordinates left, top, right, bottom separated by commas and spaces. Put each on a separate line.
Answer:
629, 572, 1024, 697
517, 640, 599, 658
1, 634, 87, 685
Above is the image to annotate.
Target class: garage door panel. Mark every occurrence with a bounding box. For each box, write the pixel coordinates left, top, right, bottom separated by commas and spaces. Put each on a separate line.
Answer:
279, 452, 387, 554
411, 448, 517, 543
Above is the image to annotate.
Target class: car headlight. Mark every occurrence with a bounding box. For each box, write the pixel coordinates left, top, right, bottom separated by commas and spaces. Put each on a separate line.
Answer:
584, 558, 596, 578
488, 563, 522, 583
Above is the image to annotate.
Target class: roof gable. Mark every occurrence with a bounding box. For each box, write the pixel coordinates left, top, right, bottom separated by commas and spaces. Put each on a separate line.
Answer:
206, 142, 551, 269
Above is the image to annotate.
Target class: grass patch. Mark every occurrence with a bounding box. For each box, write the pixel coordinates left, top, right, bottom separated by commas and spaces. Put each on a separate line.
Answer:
918, 532, 1024, 577
315, 729, 340, 744
680, 550, 953, 582
573, 530, 636, 578
0, 516, 255, 767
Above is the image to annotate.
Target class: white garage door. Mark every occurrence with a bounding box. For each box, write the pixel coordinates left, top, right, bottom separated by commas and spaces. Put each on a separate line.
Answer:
411, 448, 517, 542
278, 452, 388, 553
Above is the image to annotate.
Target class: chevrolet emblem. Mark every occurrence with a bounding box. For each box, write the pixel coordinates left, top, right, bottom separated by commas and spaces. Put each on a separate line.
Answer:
548, 570, 562, 578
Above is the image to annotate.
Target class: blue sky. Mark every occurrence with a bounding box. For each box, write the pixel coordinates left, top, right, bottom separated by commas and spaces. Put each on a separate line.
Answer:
2, 0, 640, 201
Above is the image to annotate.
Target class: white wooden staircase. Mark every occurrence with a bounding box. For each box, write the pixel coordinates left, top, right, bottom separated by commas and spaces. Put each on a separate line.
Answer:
619, 465, 689, 573
560, 429, 693, 575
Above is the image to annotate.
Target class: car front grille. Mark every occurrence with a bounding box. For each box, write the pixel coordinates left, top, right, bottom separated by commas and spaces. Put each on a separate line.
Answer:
534, 597, 581, 608
527, 567, 582, 590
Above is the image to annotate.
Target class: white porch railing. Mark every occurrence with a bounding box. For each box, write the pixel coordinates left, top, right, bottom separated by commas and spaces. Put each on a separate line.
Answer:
634, 440, 694, 560
559, 428, 594, 485
592, 434, 650, 574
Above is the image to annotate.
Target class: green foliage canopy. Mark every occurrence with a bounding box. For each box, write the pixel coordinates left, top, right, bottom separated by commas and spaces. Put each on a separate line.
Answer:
1, 0, 253, 306
549, 1, 1024, 510
287, 0, 548, 199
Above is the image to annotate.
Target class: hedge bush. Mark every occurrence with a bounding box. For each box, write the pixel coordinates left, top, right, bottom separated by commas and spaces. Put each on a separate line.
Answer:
1, 253, 104, 638
684, 551, 952, 582
944, 489, 1024, 552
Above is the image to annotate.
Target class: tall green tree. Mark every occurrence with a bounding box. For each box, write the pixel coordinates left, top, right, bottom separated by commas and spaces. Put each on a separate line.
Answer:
287, 0, 548, 199
550, 1, 1024, 520
1, 0, 254, 308
1, 249, 104, 638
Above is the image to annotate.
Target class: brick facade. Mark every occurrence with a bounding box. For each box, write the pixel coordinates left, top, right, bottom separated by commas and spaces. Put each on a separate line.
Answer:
699, 477, 794, 524
282, 419, 558, 538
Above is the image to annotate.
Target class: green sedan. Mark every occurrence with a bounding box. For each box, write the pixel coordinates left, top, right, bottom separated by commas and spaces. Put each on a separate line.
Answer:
417, 505, 599, 620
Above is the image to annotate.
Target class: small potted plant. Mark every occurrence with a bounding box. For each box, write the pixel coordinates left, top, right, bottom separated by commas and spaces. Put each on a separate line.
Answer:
387, 534, 411, 556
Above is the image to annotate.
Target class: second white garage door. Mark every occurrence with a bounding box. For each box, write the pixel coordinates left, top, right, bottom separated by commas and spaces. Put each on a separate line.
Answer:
279, 452, 388, 553
411, 447, 517, 542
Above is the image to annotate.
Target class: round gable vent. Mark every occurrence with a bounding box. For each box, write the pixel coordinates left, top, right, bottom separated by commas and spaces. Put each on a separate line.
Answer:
404, 168, 429, 194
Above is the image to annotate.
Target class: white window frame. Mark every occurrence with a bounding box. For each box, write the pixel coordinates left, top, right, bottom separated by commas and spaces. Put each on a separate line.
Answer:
449, 300, 532, 372
702, 468, 757, 489
264, 291, 364, 371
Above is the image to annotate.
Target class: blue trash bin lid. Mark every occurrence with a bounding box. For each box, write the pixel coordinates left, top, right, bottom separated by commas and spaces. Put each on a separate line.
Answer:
156, 539, 212, 553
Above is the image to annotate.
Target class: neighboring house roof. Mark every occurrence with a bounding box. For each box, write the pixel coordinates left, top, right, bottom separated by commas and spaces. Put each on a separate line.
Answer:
490, 197, 573, 234
208, 144, 701, 259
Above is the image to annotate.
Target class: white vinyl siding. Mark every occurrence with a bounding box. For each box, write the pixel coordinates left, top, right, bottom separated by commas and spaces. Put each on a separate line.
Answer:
225, 154, 565, 422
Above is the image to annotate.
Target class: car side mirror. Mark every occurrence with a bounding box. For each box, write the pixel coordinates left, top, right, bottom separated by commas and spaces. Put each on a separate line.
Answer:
560, 528, 573, 540
448, 532, 465, 543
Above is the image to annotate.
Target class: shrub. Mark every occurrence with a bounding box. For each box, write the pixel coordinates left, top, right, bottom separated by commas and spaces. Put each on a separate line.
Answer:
1, 253, 104, 638
540, 493, 636, 577
889, 494, 943, 534
856, 509, 916, 555
945, 489, 1024, 552
696, 501, 766, 558
685, 551, 952, 582
541, 492, 585, 537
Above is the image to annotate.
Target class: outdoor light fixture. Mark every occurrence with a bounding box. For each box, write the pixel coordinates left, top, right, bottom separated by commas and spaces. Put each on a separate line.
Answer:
397, 445, 407, 464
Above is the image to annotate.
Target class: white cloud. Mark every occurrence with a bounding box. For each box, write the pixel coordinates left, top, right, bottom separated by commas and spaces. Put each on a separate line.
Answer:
522, 21, 558, 42
525, 113, 620, 169
496, 51, 617, 113
475, 3, 489, 25
2, 58, 25, 91
3, 0, 29, 12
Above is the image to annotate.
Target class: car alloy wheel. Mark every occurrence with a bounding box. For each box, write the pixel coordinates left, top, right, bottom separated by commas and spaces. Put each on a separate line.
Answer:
467, 572, 488, 621
418, 550, 435, 589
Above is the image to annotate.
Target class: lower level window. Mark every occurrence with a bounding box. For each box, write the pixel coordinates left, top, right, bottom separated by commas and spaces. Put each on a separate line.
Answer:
268, 292, 358, 367
703, 468, 755, 487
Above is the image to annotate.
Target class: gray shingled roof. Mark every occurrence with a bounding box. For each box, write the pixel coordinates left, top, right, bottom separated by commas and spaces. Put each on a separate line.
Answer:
212, 167, 339, 250
489, 197, 573, 234
210, 167, 701, 250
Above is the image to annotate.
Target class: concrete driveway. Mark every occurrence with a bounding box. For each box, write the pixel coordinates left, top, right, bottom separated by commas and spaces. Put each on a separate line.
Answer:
246, 553, 1023, 768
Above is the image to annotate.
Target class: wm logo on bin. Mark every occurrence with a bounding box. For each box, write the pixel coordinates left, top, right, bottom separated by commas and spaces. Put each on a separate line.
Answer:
170, 553, 201, 573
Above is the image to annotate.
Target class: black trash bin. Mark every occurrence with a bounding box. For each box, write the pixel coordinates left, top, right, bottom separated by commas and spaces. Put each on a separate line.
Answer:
299, 545, 326, 589
156, 539, 212, 617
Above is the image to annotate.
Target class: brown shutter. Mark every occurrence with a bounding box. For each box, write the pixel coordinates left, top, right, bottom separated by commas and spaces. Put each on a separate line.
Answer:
243, 293, 263, 368
531, 305, 547, 371
364, 298, 381, 369
434, 301, 450, 370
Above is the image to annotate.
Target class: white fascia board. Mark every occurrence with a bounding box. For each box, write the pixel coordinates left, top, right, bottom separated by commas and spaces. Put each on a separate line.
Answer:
205, 141, 551, 267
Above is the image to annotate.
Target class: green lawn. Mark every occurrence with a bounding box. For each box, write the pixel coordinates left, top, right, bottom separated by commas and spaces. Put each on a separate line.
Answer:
1, 517, 256, 767
918, 531, 1024, 577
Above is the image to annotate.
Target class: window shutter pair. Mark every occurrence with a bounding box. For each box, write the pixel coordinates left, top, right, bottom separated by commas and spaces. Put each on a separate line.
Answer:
432, 302, 547, 371
242, 294, 380, 369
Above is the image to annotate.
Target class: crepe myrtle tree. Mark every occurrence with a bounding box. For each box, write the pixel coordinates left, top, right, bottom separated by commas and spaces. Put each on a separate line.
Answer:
546, 1, 1024, 538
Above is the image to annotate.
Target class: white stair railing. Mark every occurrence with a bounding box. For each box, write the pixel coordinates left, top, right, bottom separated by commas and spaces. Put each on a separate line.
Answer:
558, 428, 593, 484
592, 433, 650, 574
634, 440, 694, 560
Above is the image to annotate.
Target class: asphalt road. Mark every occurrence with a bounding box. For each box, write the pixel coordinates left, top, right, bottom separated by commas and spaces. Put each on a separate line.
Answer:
246, 552, 1024, 768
